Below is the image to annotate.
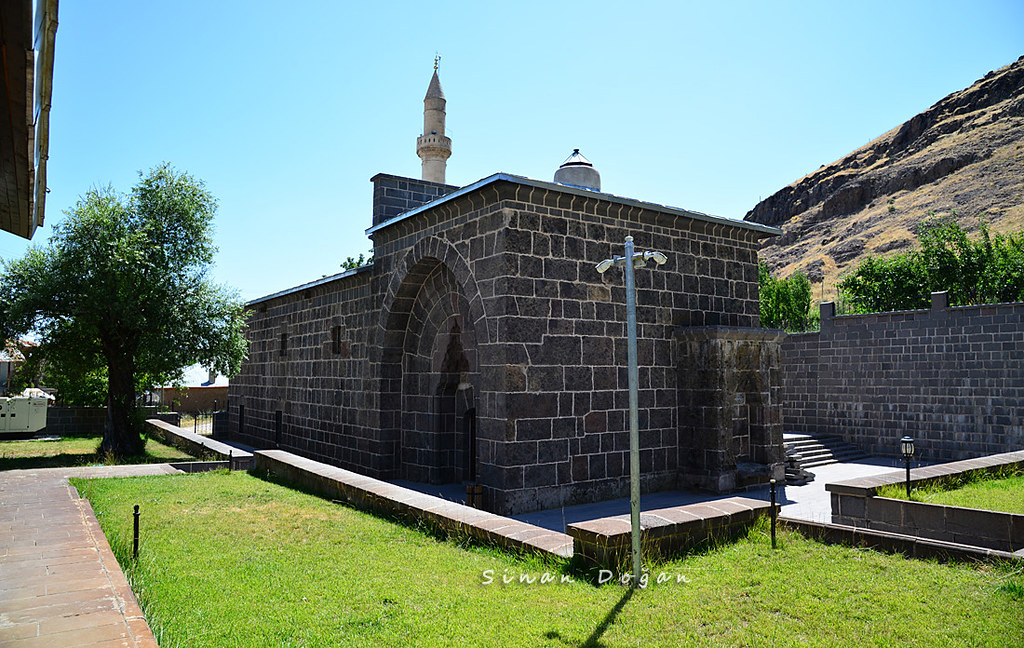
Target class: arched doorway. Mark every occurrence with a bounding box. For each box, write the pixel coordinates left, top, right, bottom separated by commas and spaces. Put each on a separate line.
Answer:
380, 256, 479, 485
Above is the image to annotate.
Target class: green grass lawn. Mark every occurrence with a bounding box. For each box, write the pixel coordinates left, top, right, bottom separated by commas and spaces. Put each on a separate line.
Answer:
0, 434, 193, 471
73, 471, 1024, 648
879, 468, 1024, 514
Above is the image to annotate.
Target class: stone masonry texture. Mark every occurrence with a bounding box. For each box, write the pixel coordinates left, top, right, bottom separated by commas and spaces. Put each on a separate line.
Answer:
781, 294, 1024, 463
228, 174, 779, 515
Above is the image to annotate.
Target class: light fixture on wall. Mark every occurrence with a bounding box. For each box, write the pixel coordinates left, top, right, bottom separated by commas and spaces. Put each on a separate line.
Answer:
900, 436, 915, 498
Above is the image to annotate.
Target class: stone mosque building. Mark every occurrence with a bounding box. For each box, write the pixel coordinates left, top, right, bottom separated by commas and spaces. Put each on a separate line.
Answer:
226, 67, 785, 515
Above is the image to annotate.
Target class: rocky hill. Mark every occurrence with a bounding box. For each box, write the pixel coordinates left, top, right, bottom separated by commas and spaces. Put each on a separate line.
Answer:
745, 55, 1024, 290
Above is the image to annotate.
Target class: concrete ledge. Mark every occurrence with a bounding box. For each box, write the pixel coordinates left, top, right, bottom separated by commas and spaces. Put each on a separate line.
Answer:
566, 496, 773, 567
781, 517, 1022, 564
145, 419, 253, 470
253, 449, 572, 558
826, 450, 1024, 496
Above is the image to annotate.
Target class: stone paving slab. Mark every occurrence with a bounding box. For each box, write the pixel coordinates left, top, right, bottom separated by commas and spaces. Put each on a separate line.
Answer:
0, 465, 176, 647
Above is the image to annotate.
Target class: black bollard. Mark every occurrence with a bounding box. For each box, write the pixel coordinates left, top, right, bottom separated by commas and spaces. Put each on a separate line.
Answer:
769, 479, 777, 550
133, 504, 140, 559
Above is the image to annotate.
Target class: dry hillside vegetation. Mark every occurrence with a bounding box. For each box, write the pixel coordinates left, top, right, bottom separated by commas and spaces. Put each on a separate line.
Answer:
745, 55, 1024, 291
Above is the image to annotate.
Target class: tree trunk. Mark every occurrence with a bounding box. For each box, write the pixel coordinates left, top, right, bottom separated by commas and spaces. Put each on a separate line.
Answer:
100, 350, 144, 457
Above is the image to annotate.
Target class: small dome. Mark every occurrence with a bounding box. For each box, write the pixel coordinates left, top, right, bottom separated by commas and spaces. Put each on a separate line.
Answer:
554, 149, 601, 191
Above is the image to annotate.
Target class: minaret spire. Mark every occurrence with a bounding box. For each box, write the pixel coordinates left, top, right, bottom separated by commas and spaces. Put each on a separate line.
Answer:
417, 59, 452, 184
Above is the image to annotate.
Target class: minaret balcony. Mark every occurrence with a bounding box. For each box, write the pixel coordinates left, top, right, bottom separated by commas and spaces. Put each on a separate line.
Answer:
417, 134, 451, 149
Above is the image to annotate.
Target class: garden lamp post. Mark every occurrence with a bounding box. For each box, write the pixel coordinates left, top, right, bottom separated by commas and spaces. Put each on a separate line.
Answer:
595, 235, 667, 587
900, 436, 915, 497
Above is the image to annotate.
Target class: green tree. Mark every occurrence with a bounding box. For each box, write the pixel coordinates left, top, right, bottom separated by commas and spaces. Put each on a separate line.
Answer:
0, 164, 248, 456
759, 263, 813, 331
835, 252, 929, 313
840, 214, 1024, 312
340, 250, 373, 270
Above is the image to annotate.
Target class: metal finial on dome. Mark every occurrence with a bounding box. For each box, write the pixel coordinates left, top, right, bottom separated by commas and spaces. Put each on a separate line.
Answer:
560, 148, 594, 168
434, 54, 440, 71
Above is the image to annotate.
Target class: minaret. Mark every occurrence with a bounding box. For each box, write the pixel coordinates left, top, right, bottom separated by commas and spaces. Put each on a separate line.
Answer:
417, 57, 452, 184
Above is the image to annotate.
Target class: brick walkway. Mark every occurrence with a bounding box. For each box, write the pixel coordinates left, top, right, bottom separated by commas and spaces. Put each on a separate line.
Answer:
0, 465, 178, 647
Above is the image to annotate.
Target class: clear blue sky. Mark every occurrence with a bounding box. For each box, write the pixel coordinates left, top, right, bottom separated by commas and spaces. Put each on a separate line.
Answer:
3, 1, 1021, 300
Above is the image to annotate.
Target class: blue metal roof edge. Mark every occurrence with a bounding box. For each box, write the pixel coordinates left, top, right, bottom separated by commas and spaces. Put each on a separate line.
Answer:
247, 264, 373, 306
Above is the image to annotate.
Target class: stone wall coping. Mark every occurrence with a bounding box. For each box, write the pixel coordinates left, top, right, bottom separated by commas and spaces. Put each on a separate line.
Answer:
145, 419, 253, 469
364, 172, 782, 238
253, 449, 573, 558
565, 496, 772, 566
825, 450, 1024, 496
817, 292, 1024, 326
566, 496, 769, 543
368, 172, 459, 190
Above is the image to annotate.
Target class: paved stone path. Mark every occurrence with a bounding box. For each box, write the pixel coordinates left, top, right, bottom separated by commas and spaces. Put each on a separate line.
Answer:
0, 465, 177, 648
513, 457, 909, 532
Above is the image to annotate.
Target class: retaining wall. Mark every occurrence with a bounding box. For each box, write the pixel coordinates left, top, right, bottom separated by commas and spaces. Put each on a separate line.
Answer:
827, 450, 1024, 552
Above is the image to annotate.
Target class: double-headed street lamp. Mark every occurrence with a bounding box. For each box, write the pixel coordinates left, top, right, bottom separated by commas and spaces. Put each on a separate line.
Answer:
596, 235, 667, 587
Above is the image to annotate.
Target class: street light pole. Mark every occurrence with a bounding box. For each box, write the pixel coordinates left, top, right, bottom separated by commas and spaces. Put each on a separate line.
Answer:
623, 236, 642, 587
596, 235, 667, 587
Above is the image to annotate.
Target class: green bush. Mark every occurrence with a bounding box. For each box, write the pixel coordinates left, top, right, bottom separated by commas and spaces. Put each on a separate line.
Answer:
840, 214, 1024, 313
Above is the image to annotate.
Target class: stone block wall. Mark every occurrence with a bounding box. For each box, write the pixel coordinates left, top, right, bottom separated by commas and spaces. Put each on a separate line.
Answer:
781, 293, 1024, 462
227, 266, 383, 469
40, 406, 159, 437
370, 174, 458, 227
229, 173, 778, 515
676, 327, 785, 491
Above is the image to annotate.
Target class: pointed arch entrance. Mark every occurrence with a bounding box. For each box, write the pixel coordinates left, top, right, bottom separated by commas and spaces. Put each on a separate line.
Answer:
379, 252, 481, 484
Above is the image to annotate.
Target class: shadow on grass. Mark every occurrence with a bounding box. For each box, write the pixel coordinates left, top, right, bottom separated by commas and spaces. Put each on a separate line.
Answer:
545, 586, 635, 648
0, 452, 95, 471
0, 451, 187, 471
0, 435, 194, 471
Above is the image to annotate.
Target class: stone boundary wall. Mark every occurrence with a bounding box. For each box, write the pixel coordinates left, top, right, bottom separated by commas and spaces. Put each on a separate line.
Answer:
782, 293, 1024, 462
827, 450, 1024, 552
42, 406, 161, 437
253, 449, 572, 558
145, 419, 253, 470
567, 496, 772, 568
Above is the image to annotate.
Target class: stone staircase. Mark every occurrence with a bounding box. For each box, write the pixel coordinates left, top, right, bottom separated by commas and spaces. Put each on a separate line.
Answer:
784, 432, 870, 470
